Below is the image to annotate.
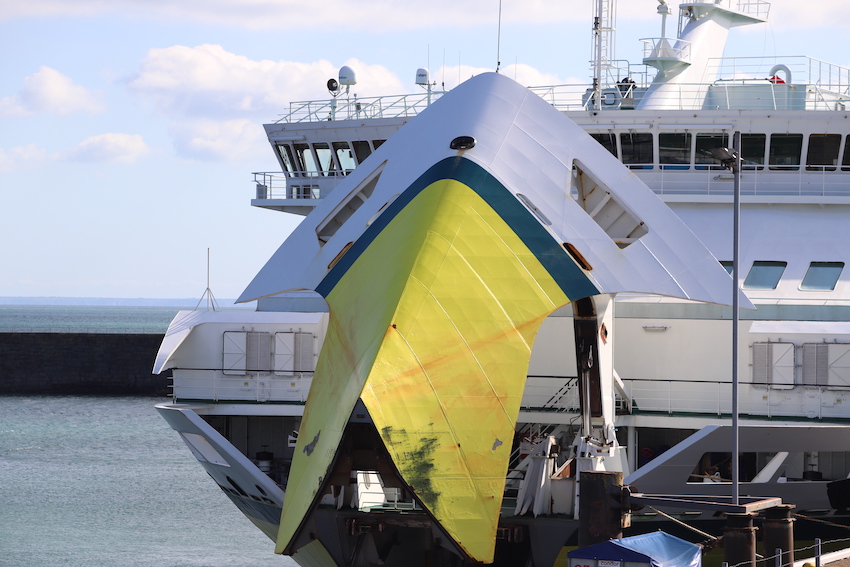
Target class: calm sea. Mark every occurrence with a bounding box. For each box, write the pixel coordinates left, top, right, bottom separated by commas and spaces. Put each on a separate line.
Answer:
0, 304, 251, 334
0, 396, 297, 567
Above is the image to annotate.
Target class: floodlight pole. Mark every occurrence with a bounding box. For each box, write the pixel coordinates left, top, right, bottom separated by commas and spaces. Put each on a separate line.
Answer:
731, 130, 741, 506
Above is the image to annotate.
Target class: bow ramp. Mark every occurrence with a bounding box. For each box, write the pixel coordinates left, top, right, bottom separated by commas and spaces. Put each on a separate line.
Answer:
245, 72, 742, 564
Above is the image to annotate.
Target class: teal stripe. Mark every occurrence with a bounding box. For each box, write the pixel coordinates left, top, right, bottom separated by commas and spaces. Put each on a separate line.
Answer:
316, 157, 599, 300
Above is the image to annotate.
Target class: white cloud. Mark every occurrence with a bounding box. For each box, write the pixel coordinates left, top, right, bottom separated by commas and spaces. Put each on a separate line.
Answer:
129, 45, 406, 119
169, 118, 268, 162
0, 144, 49, 172
0, 66, 103, 116
1, 0, 644, 29
64, 133, 152, 164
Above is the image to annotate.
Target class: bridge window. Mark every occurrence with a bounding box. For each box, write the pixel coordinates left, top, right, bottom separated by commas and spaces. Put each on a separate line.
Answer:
768, 133, 803, 171
659, 132, 691, 169
590, 133, 618, 158
807, 134, 841, 171
294, 144, 317, 177
695, 133, 729, 170
314, 143, 334, 176
276, 144, 297, 175
352, 141, 372, 164
801, 261, 844, 291
741, 134, 765, 170
719, 261, 733, 274
620, 132, 653, 169
743, 261, 787, 290
372, 139, 386, 150
334, 142, 356, 174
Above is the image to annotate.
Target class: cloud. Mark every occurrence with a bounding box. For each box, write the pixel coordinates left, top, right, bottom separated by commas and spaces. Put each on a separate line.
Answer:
0, 144, 49, 172
431, 63, 576, 91
129, 45, 406, 120
2, 0, 648, 29
169, 118, 268, 162
64, 133, 152, 164
0, 66, 104, 116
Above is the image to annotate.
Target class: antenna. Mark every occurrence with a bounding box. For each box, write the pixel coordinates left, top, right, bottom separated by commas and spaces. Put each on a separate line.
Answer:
496, 0, 502, 73
195, 247, 220, 312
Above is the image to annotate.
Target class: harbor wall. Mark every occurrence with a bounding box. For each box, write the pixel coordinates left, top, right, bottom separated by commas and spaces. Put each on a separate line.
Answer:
0, 333, 169, 395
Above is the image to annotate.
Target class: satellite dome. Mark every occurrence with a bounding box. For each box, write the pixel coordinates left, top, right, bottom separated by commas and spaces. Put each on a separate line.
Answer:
339, 66, 357, 86
415, 68, 430, 85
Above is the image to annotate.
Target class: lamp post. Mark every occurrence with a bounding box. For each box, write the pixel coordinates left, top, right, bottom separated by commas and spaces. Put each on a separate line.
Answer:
709, 132, 742, 506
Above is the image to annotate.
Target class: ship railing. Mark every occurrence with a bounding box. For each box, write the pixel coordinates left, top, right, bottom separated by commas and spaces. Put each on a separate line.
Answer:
640, 38, 692, 64
171, 369, 313, 403
622, 377, 850, 420
277, 91, 447, 124
730, 0, 771, 20
253, 171, 343, 200
645, 166, 850, 197
708, 55, 850, 95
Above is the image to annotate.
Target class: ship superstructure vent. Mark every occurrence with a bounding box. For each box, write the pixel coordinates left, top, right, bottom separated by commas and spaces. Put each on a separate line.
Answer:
572, 160, 648, 248
316, 164, 385, 244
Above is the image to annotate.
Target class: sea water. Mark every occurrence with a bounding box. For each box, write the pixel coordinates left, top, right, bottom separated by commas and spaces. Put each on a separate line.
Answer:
0, 396, 297, 566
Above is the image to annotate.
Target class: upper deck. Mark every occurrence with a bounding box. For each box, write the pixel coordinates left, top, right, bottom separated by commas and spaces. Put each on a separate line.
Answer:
251, 53, 850, 215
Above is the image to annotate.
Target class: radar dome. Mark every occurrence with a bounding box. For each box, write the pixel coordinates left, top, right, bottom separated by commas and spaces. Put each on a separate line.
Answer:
339, 66, 357, 86
415, 68, 430, 85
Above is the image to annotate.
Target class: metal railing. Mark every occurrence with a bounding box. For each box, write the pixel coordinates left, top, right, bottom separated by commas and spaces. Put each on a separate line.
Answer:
622, 377, 850, 420
171, 370, 314, 403
641, 38, 692, 63
277, 91, 447, 124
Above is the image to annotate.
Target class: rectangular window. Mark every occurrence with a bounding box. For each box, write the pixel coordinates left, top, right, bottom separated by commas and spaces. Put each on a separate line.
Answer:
741, 134, 766, 170
294, 143, 317, 177
801, 261, 844, 291
806, 134, 841, 171
620, 132, 653, 169
659, 133, 691, 169
769, 133, 803, 171
314, 142, 334, 176
743, 261, 787, 290
590, 133, 618, 158
333, 142, 356, 174
695, 133, 730, 170
352, 141, 372, 164
275, 144, 297, 174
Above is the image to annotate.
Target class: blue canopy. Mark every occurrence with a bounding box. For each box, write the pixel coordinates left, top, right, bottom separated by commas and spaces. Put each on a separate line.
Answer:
568, 532, 701, 567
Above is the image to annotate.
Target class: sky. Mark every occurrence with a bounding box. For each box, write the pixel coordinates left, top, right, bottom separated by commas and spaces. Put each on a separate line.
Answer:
2, 0, 849, 300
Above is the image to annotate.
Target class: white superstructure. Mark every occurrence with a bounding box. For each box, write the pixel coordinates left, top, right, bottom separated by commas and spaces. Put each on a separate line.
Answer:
154, 1, 850, 563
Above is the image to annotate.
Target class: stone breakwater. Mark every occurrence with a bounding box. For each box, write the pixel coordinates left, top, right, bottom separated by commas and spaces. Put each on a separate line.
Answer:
0, 333, 169, 395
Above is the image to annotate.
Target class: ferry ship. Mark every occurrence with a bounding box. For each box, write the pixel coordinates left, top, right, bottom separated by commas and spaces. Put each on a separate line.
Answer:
154, 1, 850, 565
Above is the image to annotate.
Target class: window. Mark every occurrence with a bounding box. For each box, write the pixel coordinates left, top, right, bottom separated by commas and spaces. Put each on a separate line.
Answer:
768, 133, 803, 171
333, 142, 356, 174
372, 139, 386, 150
620, 132, 653, 169
276, 144, 297, 174
314, 143, 334, 176
743, 261, 787, 290
806, 134, 841, 171
659, 133, 691, 169
695, 133, 729, 170
590, 133, 618, 158
801, 261, 844, 291
352, 141, 372, 164
741, 134, 766, 170
294, 144, 318, 177
720, 261, 734, 274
